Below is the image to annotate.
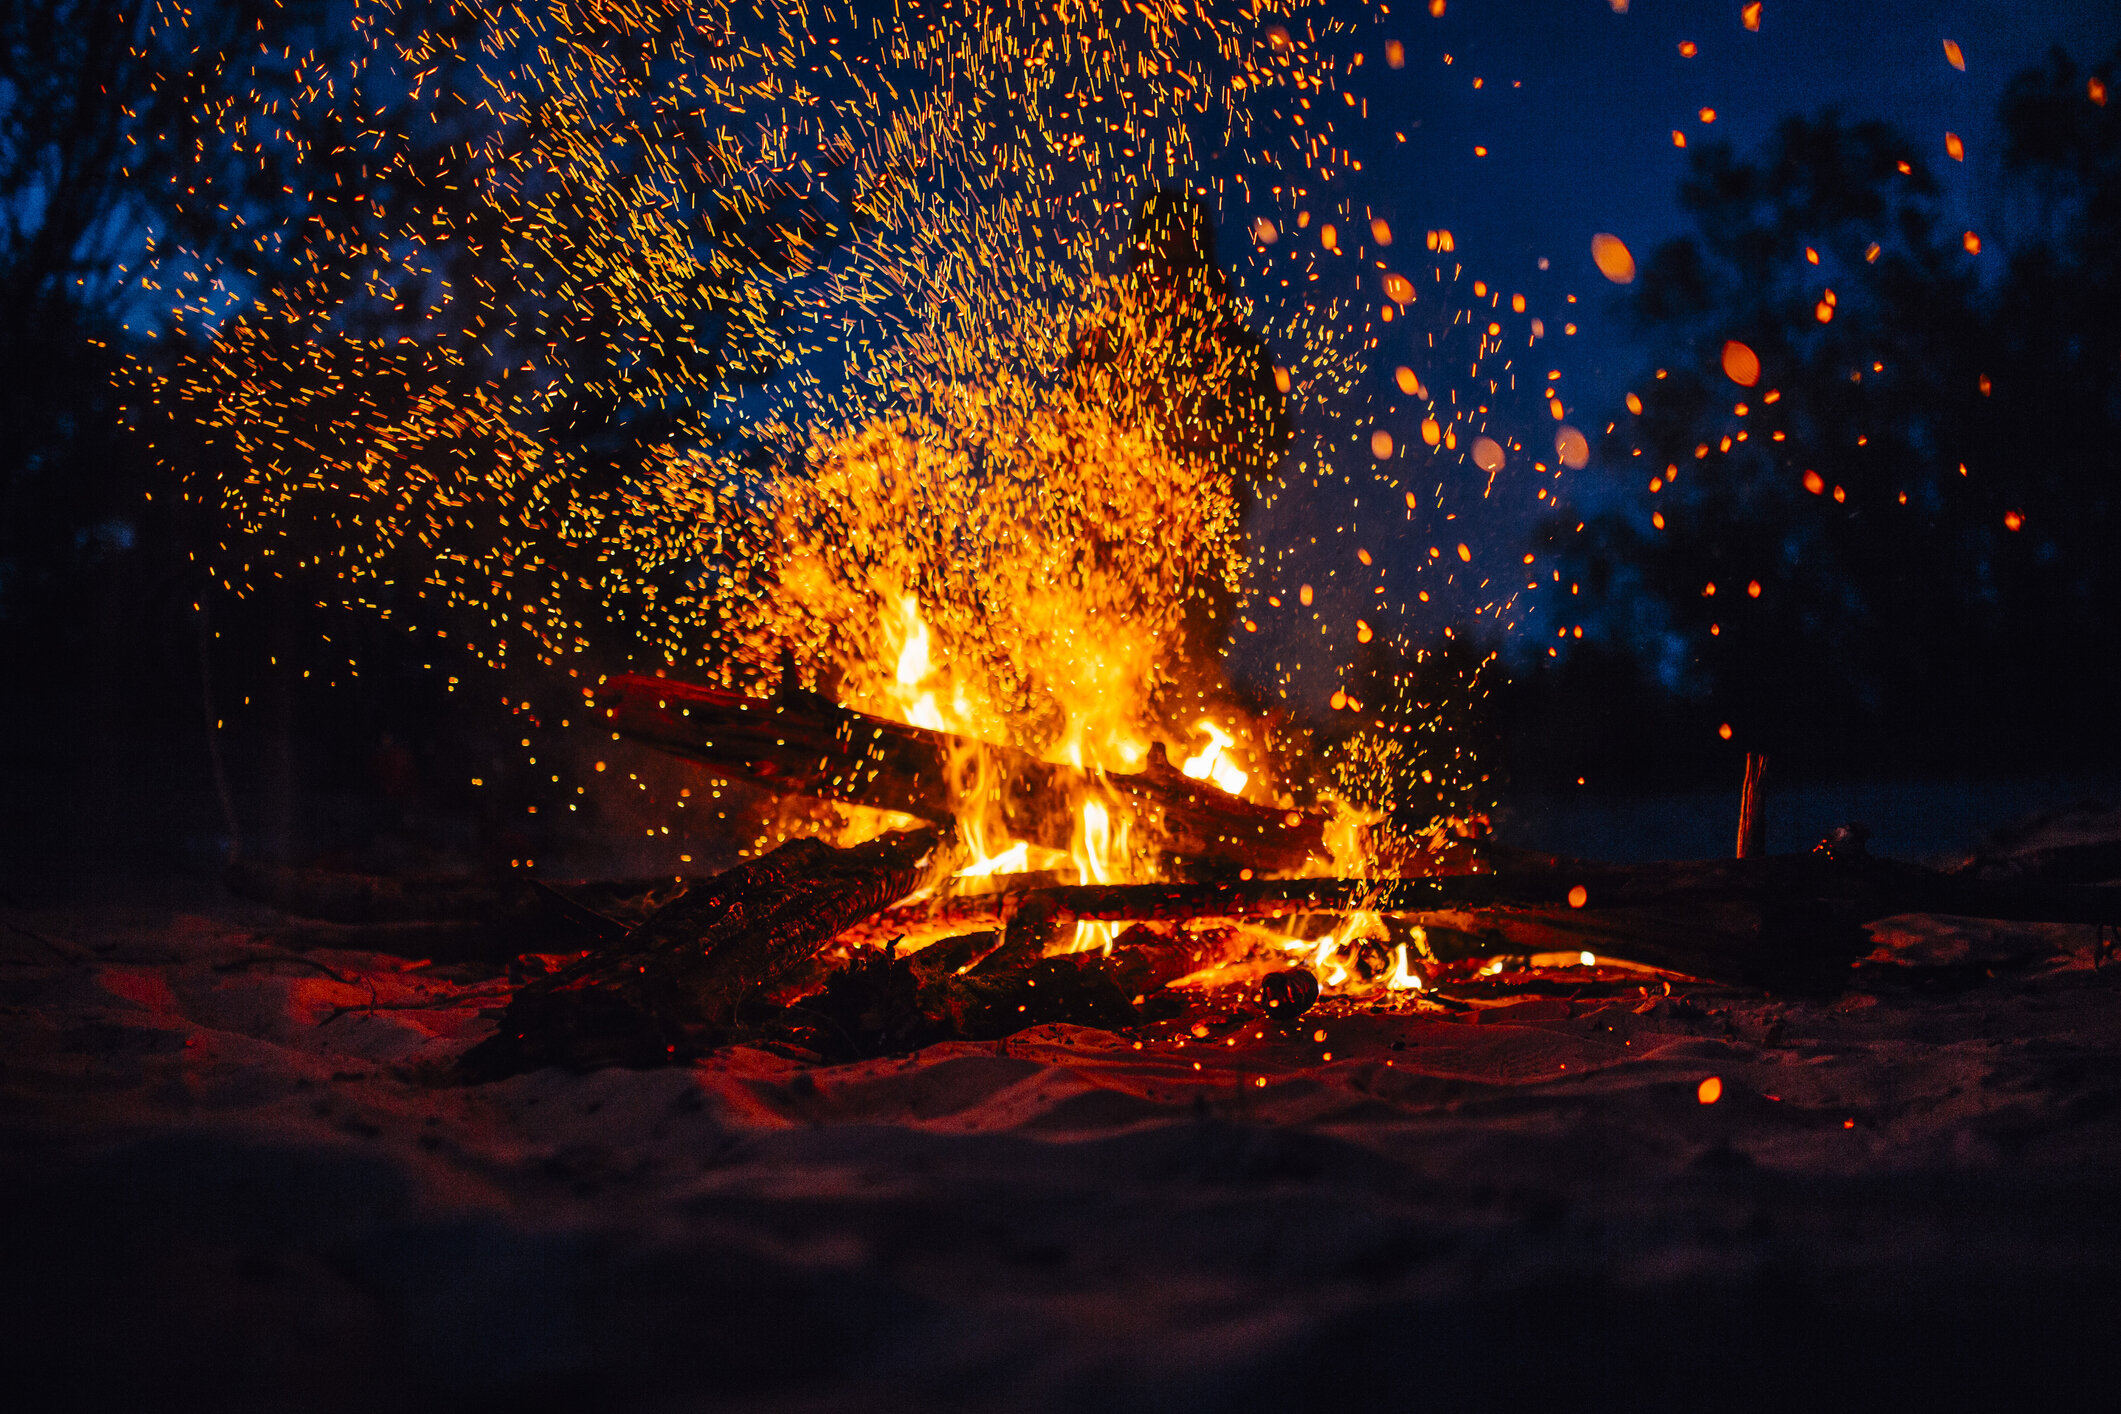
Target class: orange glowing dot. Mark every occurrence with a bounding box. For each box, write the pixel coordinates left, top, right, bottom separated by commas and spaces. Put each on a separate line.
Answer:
2004, 510, 2024, 531
2092, 77, 2108, 106
1384, 271, 1415, 303
1803, 469, 1825, 494
1698, 107, 1717, 123
1370, 428, 1395, 459
1356, 619, 1373, 643
1698, 1075, 1723, 1104
1473, 145, 1488, 157
1429, 0, 1445, 16
1963, 230, 1982, 254
1978, 373, 1992, 396
1395, 365, 1423, 396
1567, 885, 1588, 908
1555, 425, 1589, 469
1815, 300, 1834, 323
1747, 580, 1761, 598
1626, 392, 1643, 414
1456, 543, 1472, 562
1472, 437, 1505, 472
1321, 223, 1339, 250
1718, 722, 1733, 740
1652, 510, 1666, 529
1741, 3, 1760, 32
1405, 491, 1419, 509
1703, 581, 1717, 596
1330, 689, 1348, 710
1299, 583, 1314, 605
1273, 365, 1292, 394
1844, 1118, 1856, 1129
1721, 339, 1761, 386
1591, 232, 1636, 283
1945, 132, 1964, 161
1372, 218, 1393, 246
1678, 41, 1697, 57
1672, 130, 1688, 147
1805, 246, 1820, 264
1387, 40, 1406, 68
1943, 39, 1965, 71
1421, 416, 1442, 446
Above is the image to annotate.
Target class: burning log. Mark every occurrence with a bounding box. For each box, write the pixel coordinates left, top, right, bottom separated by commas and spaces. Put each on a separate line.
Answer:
457, 827, 944, 1079
835, 854, 2120, 992
596, 671, 1326, 873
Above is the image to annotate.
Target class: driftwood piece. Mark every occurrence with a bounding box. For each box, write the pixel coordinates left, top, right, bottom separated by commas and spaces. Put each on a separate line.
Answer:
458, 828, 943, 1079
596, 671, 1326, 873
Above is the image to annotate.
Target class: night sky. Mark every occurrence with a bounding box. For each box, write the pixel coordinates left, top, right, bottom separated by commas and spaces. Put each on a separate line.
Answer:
1228, 0, 2120, 693
1354, 0, 2121, 414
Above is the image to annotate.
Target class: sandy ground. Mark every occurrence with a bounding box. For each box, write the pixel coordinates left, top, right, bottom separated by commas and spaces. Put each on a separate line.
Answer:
3, 887, 2119, 1411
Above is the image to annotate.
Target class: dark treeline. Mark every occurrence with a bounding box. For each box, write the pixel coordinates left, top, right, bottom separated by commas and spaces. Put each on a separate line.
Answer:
1508, 47, 2121, 793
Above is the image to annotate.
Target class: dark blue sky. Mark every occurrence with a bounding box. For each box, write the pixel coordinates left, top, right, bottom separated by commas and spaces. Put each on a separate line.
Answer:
1351, 0, 2120, 412
1229, 0, 2119, 692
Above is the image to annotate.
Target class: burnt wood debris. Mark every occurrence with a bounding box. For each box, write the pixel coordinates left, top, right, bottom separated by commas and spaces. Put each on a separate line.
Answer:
212, 769, 2121, 1078
210, 666, 2121, 1077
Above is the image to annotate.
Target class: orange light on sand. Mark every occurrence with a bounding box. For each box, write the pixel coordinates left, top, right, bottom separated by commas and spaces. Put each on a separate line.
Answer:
1698, 1076, 1723, 1104
1567, 885, 1588, 908
1591, 233, 1635, 283
1721, 339, 1761, 386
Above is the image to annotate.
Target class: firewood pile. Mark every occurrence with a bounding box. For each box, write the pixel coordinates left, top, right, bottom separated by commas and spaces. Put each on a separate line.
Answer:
219, 675, 2121, 1081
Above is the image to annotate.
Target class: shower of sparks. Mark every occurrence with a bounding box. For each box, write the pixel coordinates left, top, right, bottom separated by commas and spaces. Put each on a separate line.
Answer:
121, 0, 1574, 902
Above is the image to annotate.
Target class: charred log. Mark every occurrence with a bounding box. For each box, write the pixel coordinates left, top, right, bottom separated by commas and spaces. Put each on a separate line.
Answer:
834, 854, 2120, 992
596, 671, 1326, 873
457, 828, 944, 1080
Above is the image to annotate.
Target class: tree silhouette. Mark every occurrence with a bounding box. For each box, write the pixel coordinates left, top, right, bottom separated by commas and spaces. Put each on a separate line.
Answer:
1533, 55, 2120, 781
